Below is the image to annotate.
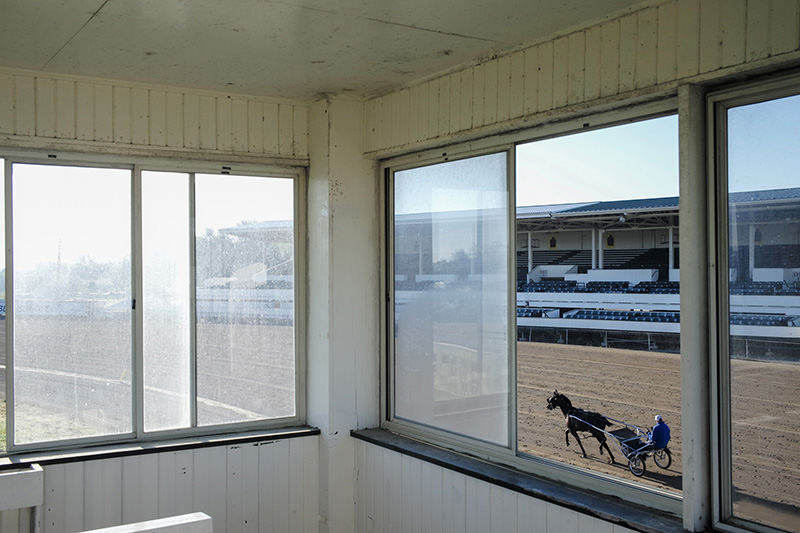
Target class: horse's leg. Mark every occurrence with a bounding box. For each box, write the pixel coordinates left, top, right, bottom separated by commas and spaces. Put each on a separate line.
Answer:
603, 439, 615, 464
596, 434, 615, 464
570, 429, 587, 457
564, 429, 570, 447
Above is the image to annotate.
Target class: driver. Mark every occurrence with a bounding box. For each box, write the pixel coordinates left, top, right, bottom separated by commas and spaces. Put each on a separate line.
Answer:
648, 414, 671, 449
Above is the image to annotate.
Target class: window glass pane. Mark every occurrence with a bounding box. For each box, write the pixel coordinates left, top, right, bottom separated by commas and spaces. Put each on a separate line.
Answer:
516, 116, 681, 492
12, 164, 132, 444
195, 174, 295, 426
0, 158, 5, 452
393, 152, 509, 445
727, 94, 800, 531
142, 171, 190, 432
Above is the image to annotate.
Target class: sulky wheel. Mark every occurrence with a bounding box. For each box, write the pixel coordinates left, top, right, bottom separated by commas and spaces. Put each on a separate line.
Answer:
628, 455, 646, 477
653, 448, 672, 469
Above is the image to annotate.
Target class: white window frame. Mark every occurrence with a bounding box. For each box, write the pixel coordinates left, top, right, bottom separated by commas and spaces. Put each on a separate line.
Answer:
708, 73, 800, 533
381, 98, 683, 515
2, 150, 307, 453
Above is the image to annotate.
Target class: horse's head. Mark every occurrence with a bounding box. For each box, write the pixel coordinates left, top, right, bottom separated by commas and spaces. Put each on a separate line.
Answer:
546, 389, 570, 411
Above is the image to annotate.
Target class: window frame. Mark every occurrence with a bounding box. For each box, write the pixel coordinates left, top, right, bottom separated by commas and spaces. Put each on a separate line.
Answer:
708, 73, 800, 533
1, 150, 307, 454
381, 98, 683, 515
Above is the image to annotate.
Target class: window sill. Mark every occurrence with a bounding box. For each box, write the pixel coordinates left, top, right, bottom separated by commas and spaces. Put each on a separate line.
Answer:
0, 426, 320, 470
351, 428, 683, 533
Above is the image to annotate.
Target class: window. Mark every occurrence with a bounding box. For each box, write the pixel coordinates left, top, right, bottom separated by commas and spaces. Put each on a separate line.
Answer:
2, 158, 303, 452
385, 106, 682, 510
713, 84, 800, 532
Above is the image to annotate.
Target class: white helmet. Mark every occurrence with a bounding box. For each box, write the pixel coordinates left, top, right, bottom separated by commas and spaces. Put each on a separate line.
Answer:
654, 414, 663, 422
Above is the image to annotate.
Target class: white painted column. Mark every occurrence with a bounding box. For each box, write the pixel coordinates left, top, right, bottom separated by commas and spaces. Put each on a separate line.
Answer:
749, 224, 756, 280
308, 99, 379, 533
679, 84, 711, 532
591, 228, 597, 269
598, 229, 604, 269
527, 231, 532, 275
669, 226, 674, 269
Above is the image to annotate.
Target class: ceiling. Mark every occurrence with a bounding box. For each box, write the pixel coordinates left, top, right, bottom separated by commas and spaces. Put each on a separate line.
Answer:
0, 0, 645, 101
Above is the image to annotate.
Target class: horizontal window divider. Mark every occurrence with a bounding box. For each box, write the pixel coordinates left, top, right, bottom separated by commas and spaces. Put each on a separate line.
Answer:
352, 428, 682, 533
0, 426, 320, 469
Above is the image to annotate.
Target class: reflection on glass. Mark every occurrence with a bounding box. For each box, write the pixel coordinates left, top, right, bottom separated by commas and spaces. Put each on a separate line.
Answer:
12, 164, 132, 444
727, 94, 800, 531
515, 116, 682, 493
393, 152, 509, 445
195, 174, 295, 426
142, 171, 190, 432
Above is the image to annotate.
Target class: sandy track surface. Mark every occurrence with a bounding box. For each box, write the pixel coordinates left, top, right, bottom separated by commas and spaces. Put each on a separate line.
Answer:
517, 341, 800, 530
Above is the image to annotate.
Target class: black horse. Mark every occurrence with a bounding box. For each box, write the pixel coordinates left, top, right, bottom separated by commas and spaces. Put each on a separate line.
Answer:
546, 390, 615, 464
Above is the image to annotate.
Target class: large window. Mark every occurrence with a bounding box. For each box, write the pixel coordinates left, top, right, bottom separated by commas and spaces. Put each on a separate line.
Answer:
714, 86, 800, 532
385, 108, 682, 509
2, 158, 302, 451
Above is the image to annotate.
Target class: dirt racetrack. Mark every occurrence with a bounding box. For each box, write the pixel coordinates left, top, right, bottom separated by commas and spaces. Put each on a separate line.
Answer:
517, 341, 800, 531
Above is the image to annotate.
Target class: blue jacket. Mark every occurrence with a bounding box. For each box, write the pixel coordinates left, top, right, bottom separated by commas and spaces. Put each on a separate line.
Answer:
649, 420, 670, 449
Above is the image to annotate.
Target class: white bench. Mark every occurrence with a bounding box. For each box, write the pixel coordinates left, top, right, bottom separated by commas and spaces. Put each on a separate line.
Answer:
80, 513, 212, 533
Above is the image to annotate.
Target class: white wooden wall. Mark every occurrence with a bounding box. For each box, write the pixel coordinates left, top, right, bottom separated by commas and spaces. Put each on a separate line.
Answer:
0, 69, 309, 160
365, 0, 800, 153
0, 436, 318, 533
355, 440, 637, 533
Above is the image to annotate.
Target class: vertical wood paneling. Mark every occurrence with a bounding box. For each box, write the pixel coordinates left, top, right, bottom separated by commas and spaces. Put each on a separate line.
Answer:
248, 101, 265, 154
35, 78, 56, 137
183, 93, 200, 149
378, 94, 392, 148
567, 32, 585, 105
635, 8, 659, 88
385, 450, 402, 533
657, 2, 678, 83
618, 14, 637, 92
175, 450, 194, 516
545, 503, 578, 533
482, 59, 498, 126
230, 98, 248, 152
226, 446, 245, 533
599, 20, 620, 97
192, 447, 212, 522
263, 102, 279, 155
75, 82, 94, 140
15, 75, 35, 136
43, 464, 65, 533
465, 477, 489, 533
130, 88, 149, 145
272, 440, 290, 533
523, 47, 539, 115
365, 98, 378, 151
293, 105, 308, 156
55, 79, 75, 139
699, 0, 722, 72
216, 96, 232, 151
302, 437, 318, 533
121, 453, 157, 524
721, 0, 747, 67
0, 73, 13, 134
771, 0, 800, 54
390, 91, 403, 148
208, 445, 228, 533
446, 72, 459, 134
416, 83, 430, 142
516, 493, 546, 533
677, 0, 701, 77
112, 86, 131, 143
278, 103, 294, 155
198, 95, 216, 150
509, 51, 525, 118
426, 80, 439, 139
401, 455, 422, 533
578, 514, 614, 533
0, 509, 19, 533
746, 0, 771, 61
83, 458, 122, 530
496, 55, 511, 122
241, 444, 260, 533
552, 36, 569, 108
438, 75, 451, 138
64, 462, 85, 532
460, 69, 474, 131
442, 470, 465, 533
149, 90, 167, 146
584, 26, 602, 100
165, 92, 183, 147
157, 452, 177, 518
408, 84, 420, 142
288, 439, 304, 533
258, 443, 275, 533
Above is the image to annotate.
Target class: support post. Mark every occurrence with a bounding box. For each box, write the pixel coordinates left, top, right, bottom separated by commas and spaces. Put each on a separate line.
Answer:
679, 84, 711, 532
591, 228, 597, 269
527, 231, 532, 276
669, 226, 675, 270
599, 229, 604, 269
749, 224, 755, 280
